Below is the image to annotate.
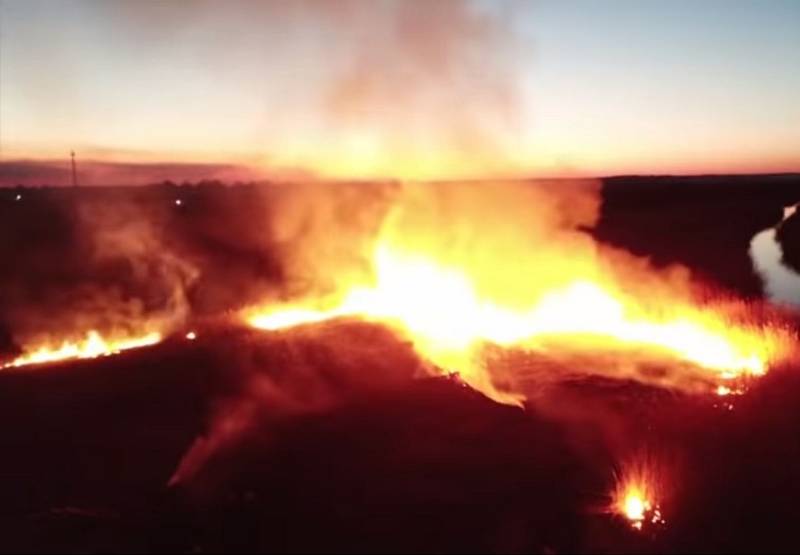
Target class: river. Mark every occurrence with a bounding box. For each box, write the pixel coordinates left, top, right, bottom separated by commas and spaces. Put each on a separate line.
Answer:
749, 203, 800, 307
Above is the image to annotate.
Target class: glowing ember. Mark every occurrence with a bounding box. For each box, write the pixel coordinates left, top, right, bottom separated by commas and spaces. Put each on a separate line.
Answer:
623, 491, 648, 522
2, 331, 162, 369
613, 459, 666, 531
186, 331, 198, 341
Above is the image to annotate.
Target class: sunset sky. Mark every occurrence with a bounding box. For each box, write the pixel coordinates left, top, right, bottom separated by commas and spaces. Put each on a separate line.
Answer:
1, 0, 798, 181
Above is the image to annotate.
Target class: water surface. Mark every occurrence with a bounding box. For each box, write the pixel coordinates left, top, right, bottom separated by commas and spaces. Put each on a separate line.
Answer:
749, 204, 800, 307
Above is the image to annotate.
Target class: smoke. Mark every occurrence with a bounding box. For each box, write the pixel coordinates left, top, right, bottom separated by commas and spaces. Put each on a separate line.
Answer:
1, 179, 792, 494
169, 320, 427, 488
0, 186, 279, 361
169, 179, 603, 487
9, 0, 529, 180
4, 1, 794, 497
261, 178, 606, 307
303, 0, 525, 177
255, 0, 528, 178
164, 179, 693, 488
266, 181, 399, 299
75, 197, 198, 329
0, 194, 196, 357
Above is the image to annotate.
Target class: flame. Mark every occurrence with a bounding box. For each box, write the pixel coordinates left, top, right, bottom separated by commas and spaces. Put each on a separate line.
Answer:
243, 183, 794, 403
622, 491, 649, 522
246, 242, 791, 402
612, 458, 666, 531
2, 330, 162, 370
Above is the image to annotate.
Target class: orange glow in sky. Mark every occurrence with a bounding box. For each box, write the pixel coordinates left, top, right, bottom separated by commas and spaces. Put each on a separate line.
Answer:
1, 1, 798, 180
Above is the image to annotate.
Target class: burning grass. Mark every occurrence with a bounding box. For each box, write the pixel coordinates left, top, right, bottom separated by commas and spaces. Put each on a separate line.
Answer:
611, 454, 668, 531
244, 182, 796, 404
0, 179, 797, 552
1, 330, 163, 370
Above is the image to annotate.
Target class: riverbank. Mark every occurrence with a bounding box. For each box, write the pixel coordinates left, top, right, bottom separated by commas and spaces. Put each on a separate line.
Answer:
595, 174, 800, 298
778, 205, 800, 273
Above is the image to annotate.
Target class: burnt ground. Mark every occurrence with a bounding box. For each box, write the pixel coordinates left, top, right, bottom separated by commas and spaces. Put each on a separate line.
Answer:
0, 174, 798, 553
0, 324, 799, 553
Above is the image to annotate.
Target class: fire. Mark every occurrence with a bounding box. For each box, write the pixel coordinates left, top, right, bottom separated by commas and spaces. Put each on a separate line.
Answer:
246, 242, 791, 401
622, 491, 649, 522
2, 330, 162, 370
612, 458, 666, 531
243, 182, 794, 403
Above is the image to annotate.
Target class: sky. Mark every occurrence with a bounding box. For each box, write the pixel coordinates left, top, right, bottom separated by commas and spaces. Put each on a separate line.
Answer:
1, 0, 799, 181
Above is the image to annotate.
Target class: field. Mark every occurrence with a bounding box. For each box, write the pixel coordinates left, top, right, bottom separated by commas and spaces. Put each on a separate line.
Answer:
0, 175, 798, 553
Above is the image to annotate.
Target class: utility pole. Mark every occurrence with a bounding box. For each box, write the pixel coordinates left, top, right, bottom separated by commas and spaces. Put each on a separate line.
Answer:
71, 150, 78, 187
